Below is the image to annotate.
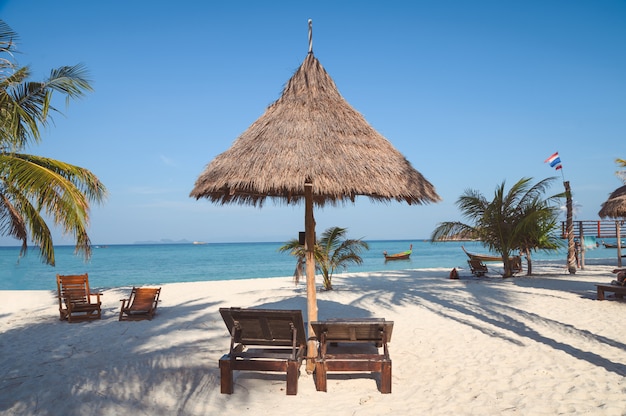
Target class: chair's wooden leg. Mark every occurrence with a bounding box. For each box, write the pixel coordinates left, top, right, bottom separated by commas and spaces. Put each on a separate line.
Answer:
314, 361, 327, 392
219, 356, 234, 394
380, 361, 392, 394
597, 287, 605, 300
286, 360, 298, 395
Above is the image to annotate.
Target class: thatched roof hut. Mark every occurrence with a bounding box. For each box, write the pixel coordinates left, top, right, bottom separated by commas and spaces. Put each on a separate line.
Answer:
190, 52, 440, 207
598, 185, 626, 218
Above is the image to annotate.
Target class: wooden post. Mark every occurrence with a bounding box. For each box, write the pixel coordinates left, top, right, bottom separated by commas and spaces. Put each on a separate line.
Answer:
578, 221, 585, 269
304, 182, 318, 373
617, 221, 623, 268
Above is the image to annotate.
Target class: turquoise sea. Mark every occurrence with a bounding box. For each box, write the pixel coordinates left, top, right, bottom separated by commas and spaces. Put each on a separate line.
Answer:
1, 239, 623, 290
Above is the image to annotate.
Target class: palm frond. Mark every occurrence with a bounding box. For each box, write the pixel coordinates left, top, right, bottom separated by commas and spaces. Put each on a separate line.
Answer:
278, 226, 369, 290
0, 152, 107, 263
0, 191, 27, 255
430, 221, 478, 242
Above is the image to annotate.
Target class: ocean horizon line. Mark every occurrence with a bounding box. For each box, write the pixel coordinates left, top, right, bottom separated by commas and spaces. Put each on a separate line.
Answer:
0, 237, 431, 250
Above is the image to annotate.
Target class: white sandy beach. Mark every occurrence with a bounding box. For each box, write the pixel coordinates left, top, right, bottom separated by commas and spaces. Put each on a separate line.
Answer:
1, 263, 625, 415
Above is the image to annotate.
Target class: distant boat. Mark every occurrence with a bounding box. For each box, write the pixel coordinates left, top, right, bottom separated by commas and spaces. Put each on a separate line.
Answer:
192, 241, 208, 245
601, 240, 624, 248
383, 244, 412, 261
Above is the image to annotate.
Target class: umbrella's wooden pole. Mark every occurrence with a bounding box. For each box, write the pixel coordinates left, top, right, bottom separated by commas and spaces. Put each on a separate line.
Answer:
304, 182, 318, 374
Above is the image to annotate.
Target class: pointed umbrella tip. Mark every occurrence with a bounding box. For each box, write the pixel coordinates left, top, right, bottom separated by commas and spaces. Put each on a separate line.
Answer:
308, 19, 313, 54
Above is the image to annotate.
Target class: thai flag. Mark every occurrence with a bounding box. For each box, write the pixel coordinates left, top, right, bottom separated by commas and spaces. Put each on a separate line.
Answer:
544, 152, 562, 170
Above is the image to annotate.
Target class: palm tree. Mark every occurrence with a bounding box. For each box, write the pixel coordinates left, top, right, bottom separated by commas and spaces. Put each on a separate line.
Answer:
0, 20, 107, 265
278, 226, 369, 290
431, 177, 561, 277
516, 198, 563, 275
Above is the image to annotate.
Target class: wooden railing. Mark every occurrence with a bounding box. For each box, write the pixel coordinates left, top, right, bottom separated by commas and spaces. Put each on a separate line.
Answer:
560, 220, 626, 239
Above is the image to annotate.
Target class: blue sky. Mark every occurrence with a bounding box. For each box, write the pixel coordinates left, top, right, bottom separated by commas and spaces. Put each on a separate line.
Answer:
1, 1, 625, 245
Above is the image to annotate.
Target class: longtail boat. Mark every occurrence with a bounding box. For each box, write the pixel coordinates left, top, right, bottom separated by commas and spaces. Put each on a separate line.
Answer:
383, 244, 412, 261
462, 246, 524, 273
602, 241, 624, 248
461, 246, 503, 262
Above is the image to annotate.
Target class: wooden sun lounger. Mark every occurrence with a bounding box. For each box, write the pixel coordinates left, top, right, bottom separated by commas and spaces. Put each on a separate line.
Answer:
119, 287, 161, 321
511, 256, 523, 274
467, 259, 488, 277
218, 307, 307, 395
596, 284, 626, 300
311, 319, 393, 394
56, 273, 102, 323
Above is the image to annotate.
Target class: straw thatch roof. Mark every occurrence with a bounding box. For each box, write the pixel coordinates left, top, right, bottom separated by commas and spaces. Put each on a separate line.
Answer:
190, 52, 440, 207
598, 185, 626, 218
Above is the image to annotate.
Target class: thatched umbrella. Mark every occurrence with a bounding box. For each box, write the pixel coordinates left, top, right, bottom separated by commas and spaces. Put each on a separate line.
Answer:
599, 185, 626, 266
190, 20, 440, 369
599, 185, 626, 219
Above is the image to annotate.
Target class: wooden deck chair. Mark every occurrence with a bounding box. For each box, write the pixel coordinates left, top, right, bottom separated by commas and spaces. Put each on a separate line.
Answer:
119, 287, 161, 321
467, 259, 488, 277
596, 284, 626, 300
311, 319, 393, 394
56, 273, 102, 323
218, 307, 307, 395
511, 256, 523, 274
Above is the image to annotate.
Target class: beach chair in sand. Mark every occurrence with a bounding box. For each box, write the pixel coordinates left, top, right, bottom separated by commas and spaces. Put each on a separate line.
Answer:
511, 256, 523, 274
596, 284, 626, 300
311, 319, 393, 394
218, 307, 307, 395
467, 259, 488, 277
119, 287, 161, 321
56, 273, 102, 323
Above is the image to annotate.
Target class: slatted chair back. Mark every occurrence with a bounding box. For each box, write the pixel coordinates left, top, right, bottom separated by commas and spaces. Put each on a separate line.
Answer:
56, 273, 102, 322
130, 287, 160, 311
119, 287, 161, 321
468, 259, 488, 276
57, 274, 91, 307
219, 307, 306, 348
311, 319, 393, 345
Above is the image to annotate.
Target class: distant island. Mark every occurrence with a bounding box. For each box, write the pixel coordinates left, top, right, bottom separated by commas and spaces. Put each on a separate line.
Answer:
132, 239, 194, 245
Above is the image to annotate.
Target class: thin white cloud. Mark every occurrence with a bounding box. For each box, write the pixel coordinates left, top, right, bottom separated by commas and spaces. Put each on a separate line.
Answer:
160, 155, 177, 167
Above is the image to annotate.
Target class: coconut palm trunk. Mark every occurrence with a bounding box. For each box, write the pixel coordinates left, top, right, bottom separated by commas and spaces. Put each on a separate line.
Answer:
564, 181, 576, 274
